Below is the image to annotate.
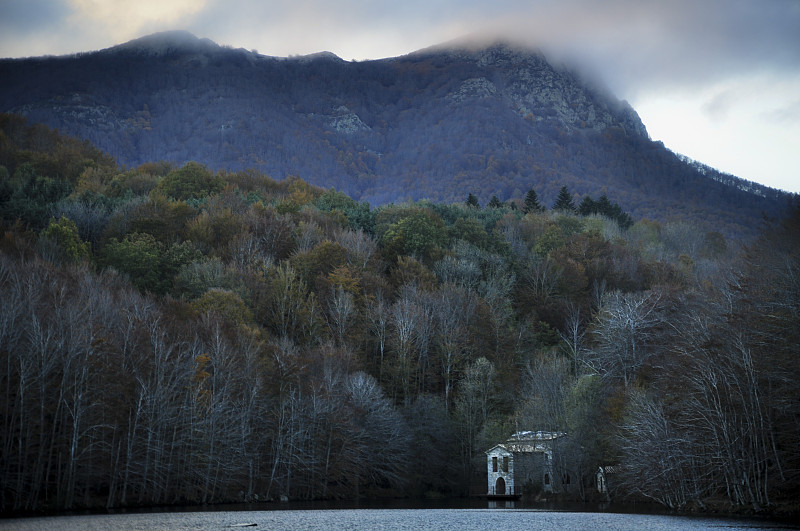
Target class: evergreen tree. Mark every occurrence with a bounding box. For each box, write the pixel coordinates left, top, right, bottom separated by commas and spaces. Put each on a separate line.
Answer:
488, 195, 503, 209
616, 210, 634, 230
523, 188, 544, 213
553, 186, 576, 212
465, 193, 480, 208
576, 193, 634, 229
578, 196, 596, 216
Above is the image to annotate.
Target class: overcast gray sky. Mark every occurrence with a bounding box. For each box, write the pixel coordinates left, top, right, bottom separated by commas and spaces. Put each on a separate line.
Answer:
1, 0, 798, 193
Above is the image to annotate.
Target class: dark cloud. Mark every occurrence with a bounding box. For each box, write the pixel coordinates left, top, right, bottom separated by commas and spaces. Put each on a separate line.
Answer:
471, 0, 800, 97
0, 0, 79, 58
0, 0, 72, 56
0, 0, 69, 30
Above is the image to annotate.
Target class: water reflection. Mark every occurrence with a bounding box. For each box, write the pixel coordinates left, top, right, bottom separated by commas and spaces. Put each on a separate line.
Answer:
487, 500, 516, 509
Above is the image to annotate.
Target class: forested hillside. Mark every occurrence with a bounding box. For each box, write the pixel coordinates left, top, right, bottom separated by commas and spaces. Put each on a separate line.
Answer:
0, 32, 793, 238
1, 116, 798, 514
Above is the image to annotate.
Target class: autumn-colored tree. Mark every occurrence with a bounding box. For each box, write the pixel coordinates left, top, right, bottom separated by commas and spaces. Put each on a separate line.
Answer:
115, 193, 195, 243
186, 207, 246, 257
192, 288, 254, 326
38, 215, 90, 262
533, 224, 565, 256
389, 255, 437, 293
289, 240, 348, 288
381, 209, 447, 264
98, 232, 199, 294
156, 161, 225, 201
449, 217, 489, 249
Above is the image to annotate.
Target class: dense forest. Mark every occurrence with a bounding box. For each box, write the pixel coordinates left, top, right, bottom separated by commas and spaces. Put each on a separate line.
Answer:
1, 32, 793, 239
1, 115, 798, 515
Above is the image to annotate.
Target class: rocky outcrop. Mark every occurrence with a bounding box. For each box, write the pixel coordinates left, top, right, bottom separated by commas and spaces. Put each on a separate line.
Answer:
448, 78, 499, 103
448, 43, 648, 137
328, 106, 370, 134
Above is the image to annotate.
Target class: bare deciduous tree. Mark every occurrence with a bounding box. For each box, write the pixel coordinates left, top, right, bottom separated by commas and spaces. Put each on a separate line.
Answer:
522, 254, 562, 305
325, 284, 356, 348
617, 389, 698, 509
388, 289, 420, 405
366, 293, 390, 378
558, 302, 586, 377
433, 283, 476, 407
454, 357, 495, 488
334, 227, 377, 270
588, 290, 665, 386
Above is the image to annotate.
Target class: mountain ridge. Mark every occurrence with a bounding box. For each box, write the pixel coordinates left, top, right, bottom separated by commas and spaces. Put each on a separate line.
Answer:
0, 32, 792, 237
104, 30, 223, 56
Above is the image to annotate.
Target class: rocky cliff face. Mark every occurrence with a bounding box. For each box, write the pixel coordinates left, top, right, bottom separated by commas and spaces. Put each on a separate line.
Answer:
420, 43, 648, 137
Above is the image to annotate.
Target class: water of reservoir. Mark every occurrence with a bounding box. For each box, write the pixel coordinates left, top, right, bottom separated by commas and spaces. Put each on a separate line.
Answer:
1, 506, 793, 531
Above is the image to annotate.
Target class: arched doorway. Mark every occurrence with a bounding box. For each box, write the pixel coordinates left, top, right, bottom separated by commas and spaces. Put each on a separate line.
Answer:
495, 476, 506, 495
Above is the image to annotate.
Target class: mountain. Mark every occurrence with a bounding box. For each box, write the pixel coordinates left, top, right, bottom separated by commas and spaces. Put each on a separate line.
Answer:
0, 31, 792, 237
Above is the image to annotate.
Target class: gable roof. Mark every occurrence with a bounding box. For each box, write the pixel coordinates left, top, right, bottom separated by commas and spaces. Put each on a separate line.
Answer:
508, 430, 566, 442
485, 444, 513, 456
485, 430, 567, 455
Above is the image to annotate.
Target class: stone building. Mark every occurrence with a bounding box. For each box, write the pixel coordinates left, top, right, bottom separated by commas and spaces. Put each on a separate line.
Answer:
596, 465, 617, 499
485, 431, 566, 497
